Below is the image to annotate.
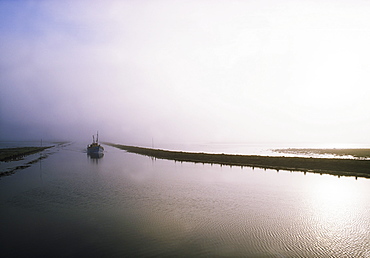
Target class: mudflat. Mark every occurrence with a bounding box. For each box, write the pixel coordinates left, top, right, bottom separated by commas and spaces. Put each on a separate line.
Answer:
273, 148, 370, 159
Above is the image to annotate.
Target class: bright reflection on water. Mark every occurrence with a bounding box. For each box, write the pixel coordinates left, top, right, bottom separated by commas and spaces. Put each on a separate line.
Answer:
305, 177, 370, 256
0, 143, 369, 257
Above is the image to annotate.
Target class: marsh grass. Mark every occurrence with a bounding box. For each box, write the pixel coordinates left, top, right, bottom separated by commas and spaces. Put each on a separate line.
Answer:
0, 146, 53, 162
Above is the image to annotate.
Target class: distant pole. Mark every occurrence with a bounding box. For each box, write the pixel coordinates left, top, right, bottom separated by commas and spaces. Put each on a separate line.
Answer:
152, 138, 154, 148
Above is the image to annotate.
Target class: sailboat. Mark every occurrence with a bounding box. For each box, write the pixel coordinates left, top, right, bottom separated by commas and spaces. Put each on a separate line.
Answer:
87, 132, 104, 154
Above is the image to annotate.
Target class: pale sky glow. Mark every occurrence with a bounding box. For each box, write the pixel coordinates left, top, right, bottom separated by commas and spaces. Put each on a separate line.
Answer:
1, 0, 370, 146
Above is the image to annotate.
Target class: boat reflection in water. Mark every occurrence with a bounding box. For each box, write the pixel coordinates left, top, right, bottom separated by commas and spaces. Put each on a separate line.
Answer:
87, 152, 104, 164
88, 152, 104, 159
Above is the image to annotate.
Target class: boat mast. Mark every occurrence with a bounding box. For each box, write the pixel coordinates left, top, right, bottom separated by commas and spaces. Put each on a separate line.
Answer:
93, 135, 95, 143
97, 131, 99, 143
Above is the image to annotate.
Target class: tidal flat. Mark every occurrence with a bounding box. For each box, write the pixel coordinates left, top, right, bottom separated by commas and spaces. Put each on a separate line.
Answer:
107, 143, 370, 179
0, 146, 54, 177
273, 148, 370, 159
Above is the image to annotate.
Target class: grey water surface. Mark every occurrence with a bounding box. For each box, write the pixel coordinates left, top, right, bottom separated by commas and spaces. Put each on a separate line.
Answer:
1, 143, 369, 257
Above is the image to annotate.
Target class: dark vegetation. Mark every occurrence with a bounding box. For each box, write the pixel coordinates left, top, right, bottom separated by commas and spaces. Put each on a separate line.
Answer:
0, 146, 53, 162
107, 143, 370, 179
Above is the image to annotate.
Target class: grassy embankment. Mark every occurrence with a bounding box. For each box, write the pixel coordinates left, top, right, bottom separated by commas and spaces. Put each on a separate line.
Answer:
0, 146, 54, 162
107, 143, 370, 179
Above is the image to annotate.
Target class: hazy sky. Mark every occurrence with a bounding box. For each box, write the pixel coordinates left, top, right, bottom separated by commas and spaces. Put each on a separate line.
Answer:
1, 0, 370, 146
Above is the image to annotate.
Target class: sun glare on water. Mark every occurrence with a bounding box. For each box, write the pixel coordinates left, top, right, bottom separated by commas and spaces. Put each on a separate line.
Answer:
305, 176, 367, 251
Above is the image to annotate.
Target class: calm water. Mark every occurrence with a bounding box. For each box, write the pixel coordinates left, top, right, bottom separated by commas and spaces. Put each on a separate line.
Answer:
1, 143, 369, 257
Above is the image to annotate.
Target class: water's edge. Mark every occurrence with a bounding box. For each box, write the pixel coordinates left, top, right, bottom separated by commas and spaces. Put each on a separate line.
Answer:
106, 143, 370, 179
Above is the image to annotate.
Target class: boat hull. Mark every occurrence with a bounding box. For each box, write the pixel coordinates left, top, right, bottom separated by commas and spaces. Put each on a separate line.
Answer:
87, 145, 104, 154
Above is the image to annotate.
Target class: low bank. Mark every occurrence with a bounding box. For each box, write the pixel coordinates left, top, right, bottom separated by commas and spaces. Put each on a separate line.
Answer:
107, 143, 370, 179
0, 146, 54, 162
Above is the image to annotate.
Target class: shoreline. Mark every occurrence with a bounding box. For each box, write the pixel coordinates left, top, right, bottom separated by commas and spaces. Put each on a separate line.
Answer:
0, 146, 54, 177
0, 146, 54, 162
106, 143, 370, 179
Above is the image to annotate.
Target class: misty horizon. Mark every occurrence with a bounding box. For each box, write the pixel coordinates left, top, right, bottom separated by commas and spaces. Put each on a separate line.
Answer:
1, 1, 370, 147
